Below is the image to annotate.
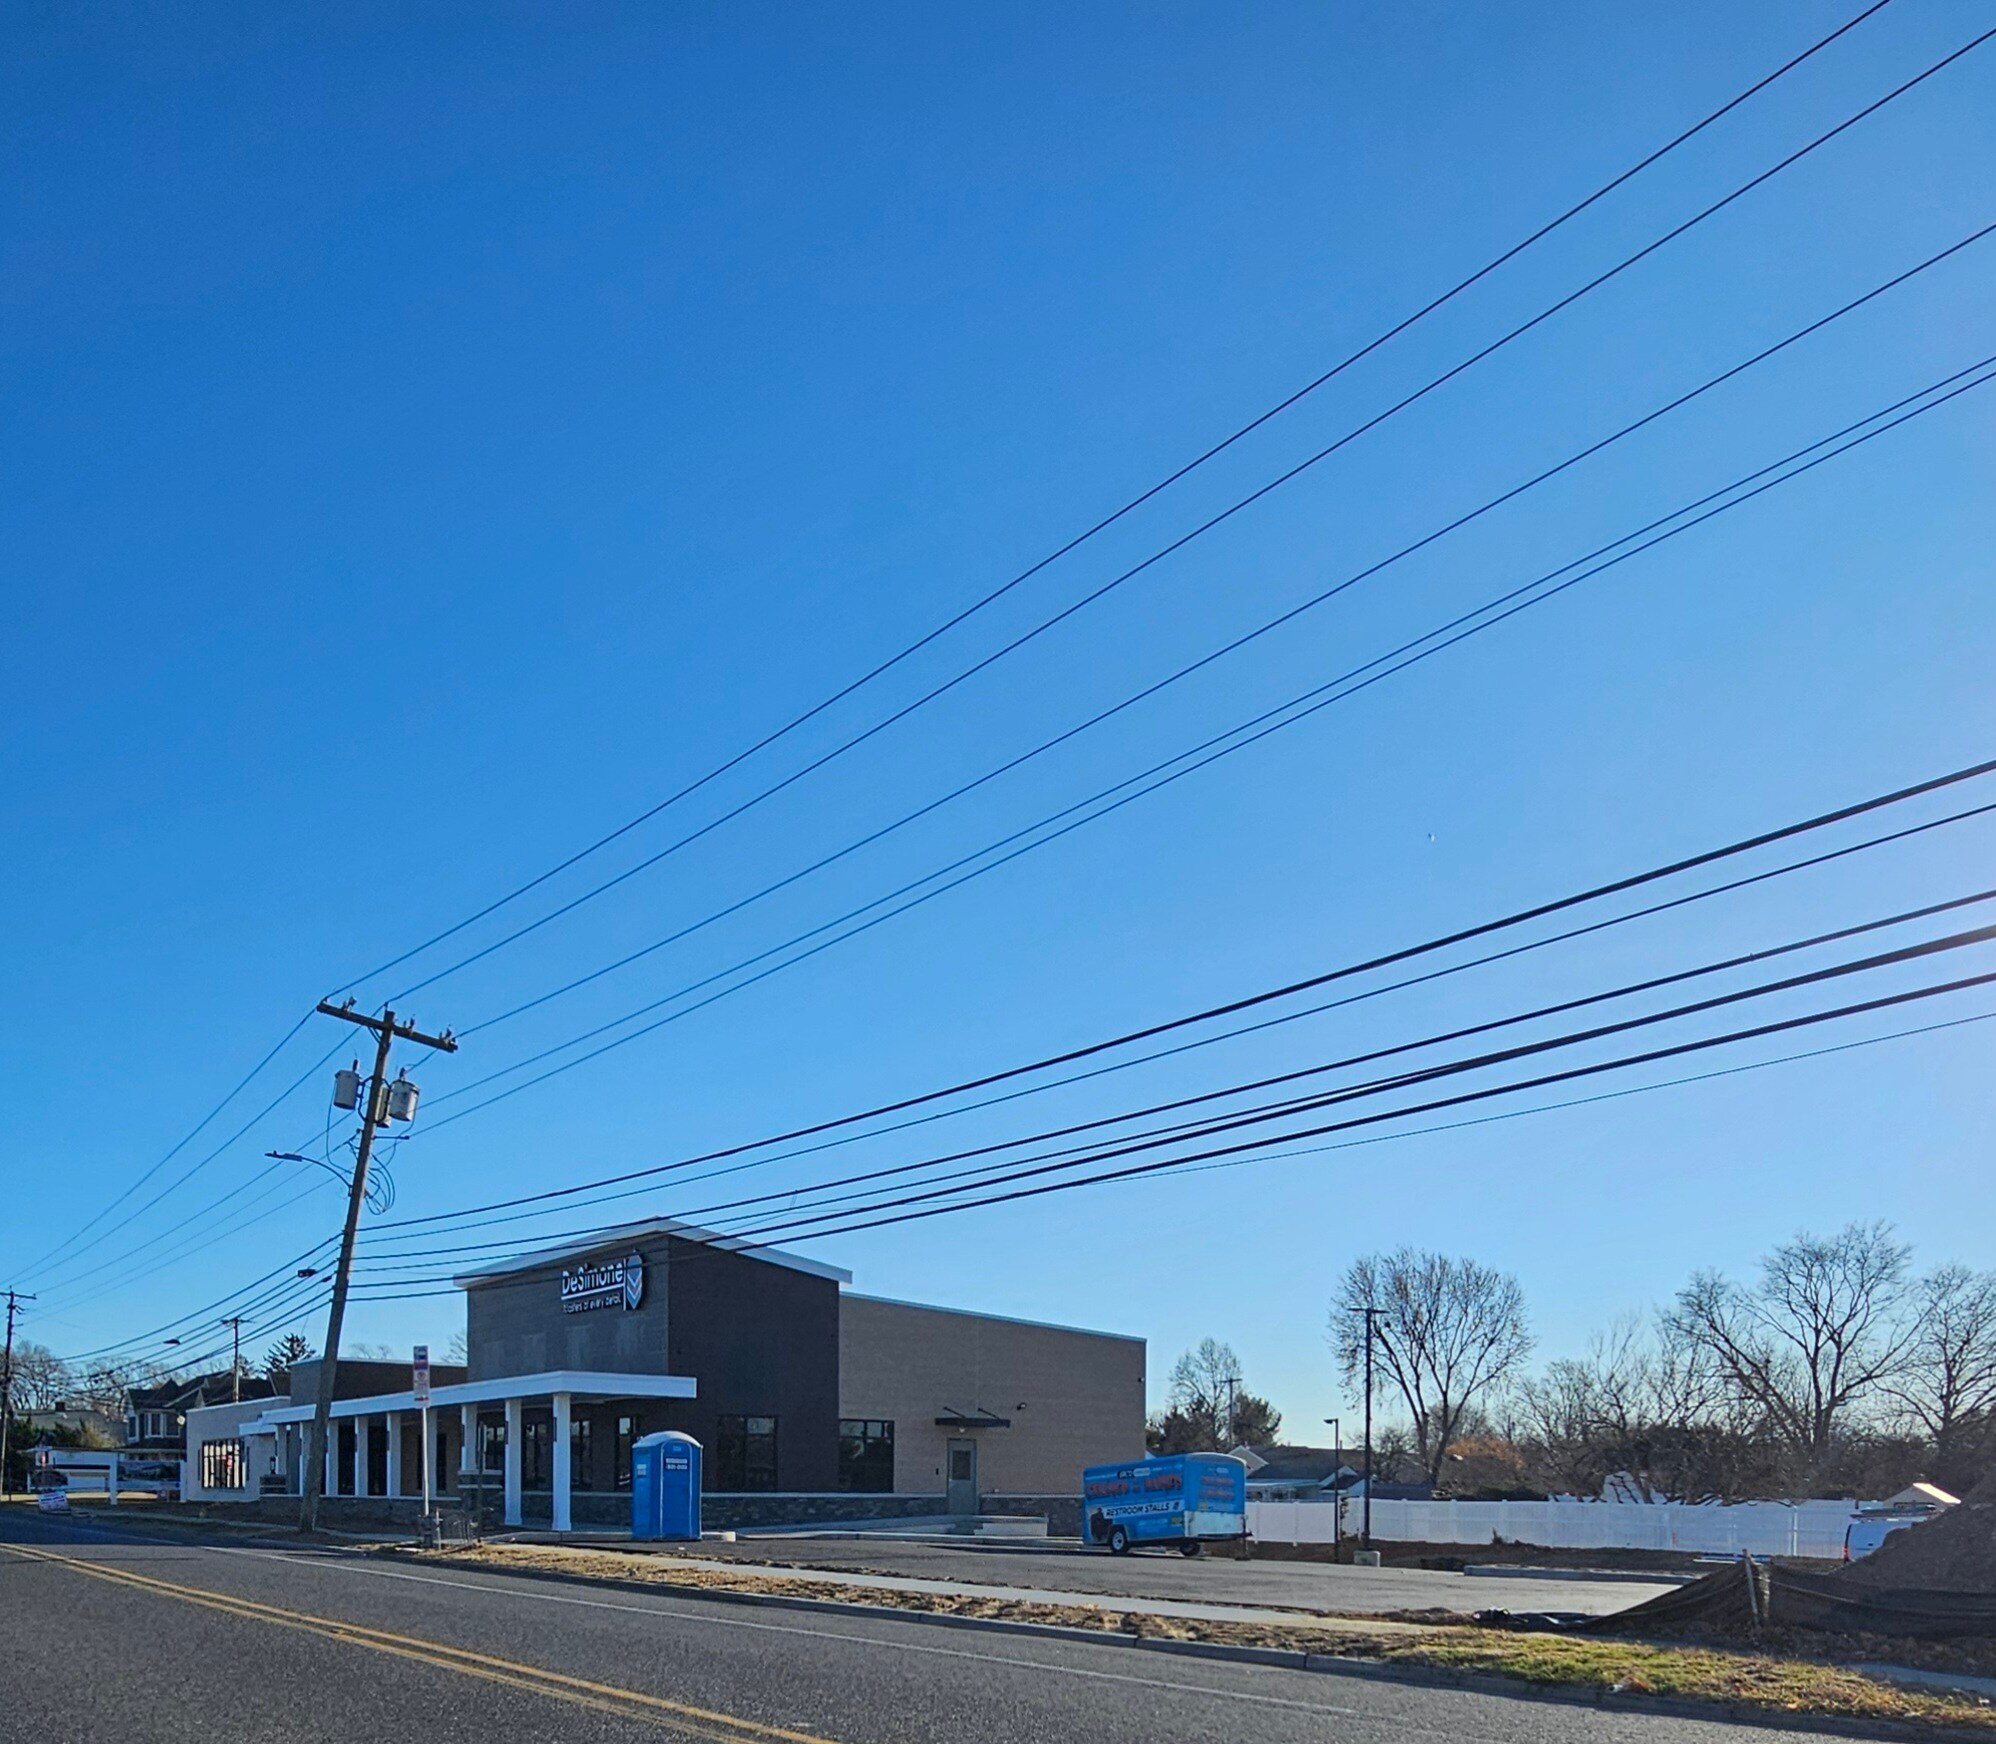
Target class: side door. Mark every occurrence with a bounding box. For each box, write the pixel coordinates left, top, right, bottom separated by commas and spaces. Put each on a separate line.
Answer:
945, 1438, 978, 1515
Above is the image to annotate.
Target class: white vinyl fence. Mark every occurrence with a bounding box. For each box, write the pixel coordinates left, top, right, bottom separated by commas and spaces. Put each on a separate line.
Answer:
1246, 1498, 1859, 1559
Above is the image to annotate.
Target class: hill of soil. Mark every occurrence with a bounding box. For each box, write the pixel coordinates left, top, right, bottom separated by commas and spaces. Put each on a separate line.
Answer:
1842, 1504, 1996, 1592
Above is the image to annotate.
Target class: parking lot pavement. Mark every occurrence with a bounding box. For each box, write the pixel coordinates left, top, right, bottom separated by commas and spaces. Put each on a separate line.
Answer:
667, 1538, 1681, 1617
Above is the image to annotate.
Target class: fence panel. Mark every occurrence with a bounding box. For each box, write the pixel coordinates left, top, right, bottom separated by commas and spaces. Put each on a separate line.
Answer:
1245, 1497, 1856, 1557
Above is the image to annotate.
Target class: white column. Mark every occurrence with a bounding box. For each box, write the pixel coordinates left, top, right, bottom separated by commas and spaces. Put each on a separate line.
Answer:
385, 1411, 403, 1499
503, 1397, 523, 1528
352, 1415, 368, 1499
460, 1403, 478, 1496
551, 1393, 572, 1534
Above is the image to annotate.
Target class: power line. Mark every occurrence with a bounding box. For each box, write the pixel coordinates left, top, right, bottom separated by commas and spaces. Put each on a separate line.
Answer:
358, 877, 1996, 1260
341, 955, 1996, 1290
16, 13, 1945, 1297
371, 749, 1996, 1232
447, 249, 1996, 1050
326, 0, 1897, 1001
249, 1001, 1996, 1313
368, 27, 1990, 1013
414, 355, 1996, 1137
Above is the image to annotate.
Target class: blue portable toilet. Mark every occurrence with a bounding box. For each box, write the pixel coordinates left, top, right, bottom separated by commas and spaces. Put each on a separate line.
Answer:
632, 1431, 701, 1541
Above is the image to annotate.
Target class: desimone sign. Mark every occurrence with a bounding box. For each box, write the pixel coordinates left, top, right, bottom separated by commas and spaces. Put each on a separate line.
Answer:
560, 1251, 646, 1315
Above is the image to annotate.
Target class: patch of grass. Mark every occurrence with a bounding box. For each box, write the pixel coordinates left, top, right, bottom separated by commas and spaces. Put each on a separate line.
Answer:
1386, 1632, 1996, 1729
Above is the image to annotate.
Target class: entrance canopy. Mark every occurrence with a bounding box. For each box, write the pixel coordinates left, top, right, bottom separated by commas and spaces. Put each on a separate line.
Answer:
244, 1369, 695, 1427
243, 1370, 697, 1533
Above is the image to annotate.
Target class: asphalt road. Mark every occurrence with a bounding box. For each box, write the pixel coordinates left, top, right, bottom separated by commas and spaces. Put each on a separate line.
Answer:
674, 1537, 1680, 1617
0, 1509, 1836, 1744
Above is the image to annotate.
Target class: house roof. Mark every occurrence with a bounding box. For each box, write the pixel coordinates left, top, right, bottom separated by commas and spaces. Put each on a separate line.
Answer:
125, 1371, 277, 1412
1237, 1444, 1355, 1485
451, 1217, 851, 1288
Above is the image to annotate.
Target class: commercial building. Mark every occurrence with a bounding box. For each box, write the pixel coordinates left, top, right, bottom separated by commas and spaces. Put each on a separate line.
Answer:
216, 1219, 1144, 1530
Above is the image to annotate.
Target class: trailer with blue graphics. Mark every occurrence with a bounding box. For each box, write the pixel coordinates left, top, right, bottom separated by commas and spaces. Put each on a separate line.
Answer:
1081, 1452, 1248, 1554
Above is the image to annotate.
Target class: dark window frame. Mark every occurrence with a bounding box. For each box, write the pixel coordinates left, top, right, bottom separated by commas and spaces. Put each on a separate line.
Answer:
837, 1419, 895, 1493
713, 1414, 778, 1491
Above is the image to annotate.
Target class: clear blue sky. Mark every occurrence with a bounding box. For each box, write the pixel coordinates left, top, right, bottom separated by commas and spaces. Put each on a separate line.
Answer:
5, 1, 1992, 1438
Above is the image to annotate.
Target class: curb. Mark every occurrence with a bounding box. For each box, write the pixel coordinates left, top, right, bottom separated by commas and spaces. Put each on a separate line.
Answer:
384, 1550, 1988, 1742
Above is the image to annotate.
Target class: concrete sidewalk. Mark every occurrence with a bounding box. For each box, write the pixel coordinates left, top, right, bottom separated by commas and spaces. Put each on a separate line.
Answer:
635, 1538, 1680, 1618
483, 1544, 1433, 1633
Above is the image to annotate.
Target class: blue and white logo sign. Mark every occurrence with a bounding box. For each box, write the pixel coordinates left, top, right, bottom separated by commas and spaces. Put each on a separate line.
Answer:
560, 1251, 647, 1315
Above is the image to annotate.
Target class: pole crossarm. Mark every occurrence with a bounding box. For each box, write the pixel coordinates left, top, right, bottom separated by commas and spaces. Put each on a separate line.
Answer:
314, 1000, 459, 1054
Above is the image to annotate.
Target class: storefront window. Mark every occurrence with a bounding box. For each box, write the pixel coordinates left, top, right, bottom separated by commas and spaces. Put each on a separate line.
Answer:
615, 1415, 637, 1490
837, 1420, 894, 1493
523, 1417, 550, 1488
480, 1419, 506, 1473
714, 1415, 778, 1491
570, 1415, 593, 1490
199, 1439, 245, 1491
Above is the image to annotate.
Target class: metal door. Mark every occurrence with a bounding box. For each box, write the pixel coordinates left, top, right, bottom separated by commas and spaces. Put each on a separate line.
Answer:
946, 1438, 978, 1515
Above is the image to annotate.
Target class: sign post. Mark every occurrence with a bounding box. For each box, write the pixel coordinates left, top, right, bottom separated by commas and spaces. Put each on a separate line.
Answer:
413, 1345, 432, 1517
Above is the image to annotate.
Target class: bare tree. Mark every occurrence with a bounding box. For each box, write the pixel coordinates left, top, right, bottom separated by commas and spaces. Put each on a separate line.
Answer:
1331, 1250, 1531, 1483
8, 1342, 74, 1412
1667, 1221, 1913, 1469
1148, 1338, 1282, 1452
1513, 1315, 1759, 1500
1890, 1264, 1996, 1451
445, 1329, 468, 1367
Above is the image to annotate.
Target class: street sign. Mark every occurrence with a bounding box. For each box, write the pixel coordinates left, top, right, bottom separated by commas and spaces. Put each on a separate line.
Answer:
412, 1344, 431, 1406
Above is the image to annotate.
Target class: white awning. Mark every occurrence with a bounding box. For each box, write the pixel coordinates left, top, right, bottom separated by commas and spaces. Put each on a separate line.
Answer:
244, 1369, 696, 1430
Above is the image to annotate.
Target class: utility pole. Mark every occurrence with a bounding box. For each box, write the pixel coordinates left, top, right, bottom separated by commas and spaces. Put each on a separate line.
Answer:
222, 1316, 245, 1403
1360, 1306, 1383, 1552
299, 1002, 455, 1533
0, 1290, 34, 1501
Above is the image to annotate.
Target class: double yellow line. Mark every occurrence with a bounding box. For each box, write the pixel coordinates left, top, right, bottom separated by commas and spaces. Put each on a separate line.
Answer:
4, 1542, 842, 1742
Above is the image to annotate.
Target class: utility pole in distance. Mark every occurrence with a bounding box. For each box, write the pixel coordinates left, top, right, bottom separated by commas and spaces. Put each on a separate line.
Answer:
0, 1290, 35, 1500
299, 1002, 455, 1533
222, 1316, 246, 1403
1360, 1306, 1384, 1553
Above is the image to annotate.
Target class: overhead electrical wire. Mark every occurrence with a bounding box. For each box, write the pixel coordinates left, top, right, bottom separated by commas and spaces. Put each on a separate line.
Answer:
440, 252, 1996, 1053
414, 352, 1996, 1133
342, 941, 1996, 1289
58, 315, 1995, 1310
303, 1002, 1996, 1307
17, 10, 1949, 1300
326, 0, 1899, 1002
369, 26, 1993, 1014
366, 747, 1996, 1235
346, 890, 1996, 1270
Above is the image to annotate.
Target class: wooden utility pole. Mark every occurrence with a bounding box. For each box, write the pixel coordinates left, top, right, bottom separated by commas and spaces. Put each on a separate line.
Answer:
223, 1316, 245, 1403
1360, 1306, 1384, 1551
0, 1290, 34, 1500
298, 1002, 455, 1533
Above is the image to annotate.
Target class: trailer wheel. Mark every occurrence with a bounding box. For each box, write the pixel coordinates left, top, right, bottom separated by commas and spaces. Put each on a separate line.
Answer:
1108, 1525, 1131, 1555
1178, 1541, 1203, 1557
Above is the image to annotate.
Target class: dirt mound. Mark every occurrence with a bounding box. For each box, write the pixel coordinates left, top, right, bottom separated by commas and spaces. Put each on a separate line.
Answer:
1842, 1504, 1996, 1592
1966, 1470, 1996, 1506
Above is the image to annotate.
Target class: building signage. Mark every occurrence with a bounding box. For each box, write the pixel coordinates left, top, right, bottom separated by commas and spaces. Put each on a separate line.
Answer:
559, 1251, 645, 1315
412, 1344, 431, 1406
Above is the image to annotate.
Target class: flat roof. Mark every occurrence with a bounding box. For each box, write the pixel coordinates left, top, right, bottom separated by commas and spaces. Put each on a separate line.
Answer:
843, 1291, 1144, 1345
451, 1217, 852, 1288
246, 1370, 698, 1426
